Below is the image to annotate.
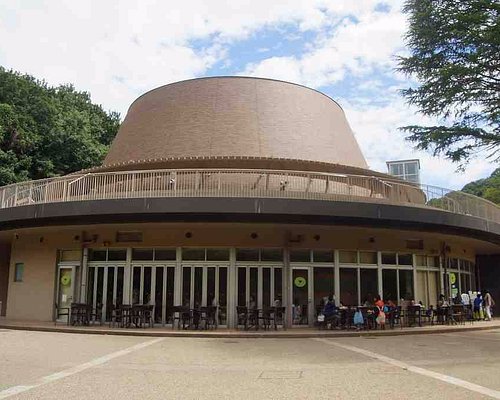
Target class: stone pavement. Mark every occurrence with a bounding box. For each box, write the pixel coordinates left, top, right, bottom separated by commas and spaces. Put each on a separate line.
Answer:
1, 328, 500, 399
0, 317, 499, 338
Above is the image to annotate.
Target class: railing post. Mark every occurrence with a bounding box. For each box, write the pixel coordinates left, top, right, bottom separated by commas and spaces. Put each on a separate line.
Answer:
1, 188, 5, 208
14, 185, 18, 206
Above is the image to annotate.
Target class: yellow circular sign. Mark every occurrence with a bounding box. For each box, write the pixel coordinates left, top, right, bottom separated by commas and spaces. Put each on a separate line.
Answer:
294, 277, 307, 288
450, 273, 456, 285
61, 275, 71, 286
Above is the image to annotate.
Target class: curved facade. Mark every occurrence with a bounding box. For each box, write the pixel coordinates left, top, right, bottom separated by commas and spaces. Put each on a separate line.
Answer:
0, 77, 499, 328
103, 77, 368, 171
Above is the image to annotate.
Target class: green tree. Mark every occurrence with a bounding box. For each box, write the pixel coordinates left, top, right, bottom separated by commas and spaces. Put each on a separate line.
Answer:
462, 168, 500, 204
398, 0, 500, 165
0, 67, 120, 186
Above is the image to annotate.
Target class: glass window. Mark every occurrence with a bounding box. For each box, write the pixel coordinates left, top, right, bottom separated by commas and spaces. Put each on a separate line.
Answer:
237, 267, 246, 306
290, 249, 311, 263
382, 269, 397, 302
182, 267, 191, 306
261, 248, 283, 262
108, 249, 127, 261
59, 250, 81, 262
398, 253, 413, 266
450, 258, 459, 269
132, 249, 154, 261
154, 248, 176, 261
236, 248, 259, 262
340, 268, 358, 306
360, 269, 378, 305
415, 255, 426, 266
381, 253, 396, 265
182, 248, 205, 261
313, 267, 334, 308
274, 268, 283, 302
89, 249, 106, 262
14, 263, 24, 282
405, 162, 418, 175
428, 256, 439, 268
339, 251, 357, 264
206, 248, 230, 261
313, 250, 334, 263
143, 267, 152, 304
399, 270, 414, 300
359, 251, 377, 264
460, 272, 467, 294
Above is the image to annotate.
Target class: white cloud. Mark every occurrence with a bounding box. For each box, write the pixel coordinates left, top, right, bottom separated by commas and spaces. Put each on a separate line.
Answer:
342, 97, 496, 189
0, 0, 495, 186
241, 7, 407, 87
0, 0, 403, 113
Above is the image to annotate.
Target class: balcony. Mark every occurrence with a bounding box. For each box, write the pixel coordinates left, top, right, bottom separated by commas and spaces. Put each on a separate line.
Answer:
0, 168, 498, 223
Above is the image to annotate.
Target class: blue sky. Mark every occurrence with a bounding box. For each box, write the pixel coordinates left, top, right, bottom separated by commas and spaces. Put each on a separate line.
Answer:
0, 0, 496, 188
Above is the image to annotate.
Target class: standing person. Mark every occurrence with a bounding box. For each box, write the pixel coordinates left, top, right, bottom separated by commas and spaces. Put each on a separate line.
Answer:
483, 290, 496, 321
473, 293, 482, 320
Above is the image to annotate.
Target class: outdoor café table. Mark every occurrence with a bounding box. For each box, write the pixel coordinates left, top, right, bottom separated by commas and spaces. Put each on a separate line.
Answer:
117, 305, 132, 328
70, 303, 91, 326
405, 305, 422, 327
246, 308, 260, 330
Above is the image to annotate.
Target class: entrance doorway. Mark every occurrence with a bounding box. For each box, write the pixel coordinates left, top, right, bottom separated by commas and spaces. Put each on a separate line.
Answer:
182, 265, 228, 325
131, 265, 175, 325
236, 266, 283, 309
56, 265, 77, 322
87, 265, 125, 322
291, 268, 312, 326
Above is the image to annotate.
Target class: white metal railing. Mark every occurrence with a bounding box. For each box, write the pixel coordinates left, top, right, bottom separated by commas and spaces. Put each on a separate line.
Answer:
0, 168, 499, 223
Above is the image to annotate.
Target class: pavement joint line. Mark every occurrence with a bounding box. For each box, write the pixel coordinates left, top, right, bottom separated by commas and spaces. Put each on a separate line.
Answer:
0, 337, 164, 399
314, 338, 500, 399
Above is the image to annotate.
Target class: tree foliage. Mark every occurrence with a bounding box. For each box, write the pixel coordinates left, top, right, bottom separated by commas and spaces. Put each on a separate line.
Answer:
0, 67, 120, 186
462, 168, 500, 204
398, 0, 500, 165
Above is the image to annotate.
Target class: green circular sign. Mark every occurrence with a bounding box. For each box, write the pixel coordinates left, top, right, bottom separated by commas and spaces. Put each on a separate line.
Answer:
61, 275, 71, 286
294, 277, 307, 288
450, 273, 456, 285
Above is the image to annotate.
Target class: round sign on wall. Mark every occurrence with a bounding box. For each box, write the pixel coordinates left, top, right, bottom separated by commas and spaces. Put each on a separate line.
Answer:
294, 276, 307, 288
450, 273, 456, 285
60, 275, 71, 286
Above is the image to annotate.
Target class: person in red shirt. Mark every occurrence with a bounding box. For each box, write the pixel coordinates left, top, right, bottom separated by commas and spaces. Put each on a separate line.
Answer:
374, 295, 384, 309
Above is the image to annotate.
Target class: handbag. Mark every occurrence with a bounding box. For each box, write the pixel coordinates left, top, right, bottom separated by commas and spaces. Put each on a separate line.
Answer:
353, 311, 364, 325
376, 307, 386, 325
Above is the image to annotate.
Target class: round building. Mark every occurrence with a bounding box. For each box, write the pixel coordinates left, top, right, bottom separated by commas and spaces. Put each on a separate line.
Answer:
0, 77, 499, 328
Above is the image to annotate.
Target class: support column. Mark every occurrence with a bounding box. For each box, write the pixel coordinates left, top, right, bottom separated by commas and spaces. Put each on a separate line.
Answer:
79, 248, 89, 303
123, 248, 132, 304
284, 247, 292, 329
227, 248, 237, 328
174, 247, 182, 307
334, 250, 340, 304
377, 251, 383, 299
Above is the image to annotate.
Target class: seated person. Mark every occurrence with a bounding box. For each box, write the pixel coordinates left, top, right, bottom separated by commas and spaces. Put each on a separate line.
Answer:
374, 295, 384, 309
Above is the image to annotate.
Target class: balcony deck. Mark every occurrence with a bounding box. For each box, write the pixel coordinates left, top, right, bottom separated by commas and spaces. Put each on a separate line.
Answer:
0, 168, 498, 223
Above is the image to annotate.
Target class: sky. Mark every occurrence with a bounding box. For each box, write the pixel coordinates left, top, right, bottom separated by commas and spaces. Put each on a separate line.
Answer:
0, 0, 496, 189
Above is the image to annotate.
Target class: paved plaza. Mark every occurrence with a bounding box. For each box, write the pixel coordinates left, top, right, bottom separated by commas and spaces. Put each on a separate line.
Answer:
1, 328, 500, 399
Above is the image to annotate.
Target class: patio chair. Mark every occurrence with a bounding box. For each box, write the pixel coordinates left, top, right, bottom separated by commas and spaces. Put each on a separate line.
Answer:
172, 306, 190, 329
90, 303, 103, 325
54, 303, 70, 326
236, 306, 249, 330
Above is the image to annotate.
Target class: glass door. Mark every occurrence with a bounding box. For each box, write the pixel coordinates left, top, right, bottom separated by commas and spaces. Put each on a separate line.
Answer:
131, 264, 175, 325
87, 265, 125, 322
236, 266, 283, 309
56, 266, 77, 322
292, 268, 312, 326
181, 265, 229, 325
